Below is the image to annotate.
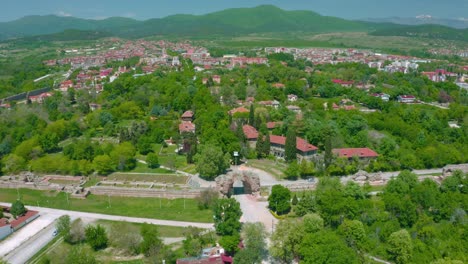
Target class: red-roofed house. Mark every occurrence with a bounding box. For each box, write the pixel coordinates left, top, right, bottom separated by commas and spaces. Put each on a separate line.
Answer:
242, 126, 317, 160
182, 111, 194, 122
332, 148, 378, 160
213, 75, 221, 84
270, 135, 318, 160
272, 83, 285, 89
332, 79, 355, 87
228, 107, 249, 116
243, 125, 259, 147
179, 122, 196, 134
397, 95, 416, 103
59, 80, 74, 92
267, 122, 282, 130
29, 92, 53, 103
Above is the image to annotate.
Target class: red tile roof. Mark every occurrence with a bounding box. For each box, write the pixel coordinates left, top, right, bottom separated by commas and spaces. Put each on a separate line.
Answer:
10, 210, 39, 228
179, 122, 196, 133
333, 148, 378, 159
243, 125, 258, 140
229, 107, 249, 115
270, 135, 318, 153
267, 122, 282, 129
0, 218, 9, 227
182, 111, 194, 118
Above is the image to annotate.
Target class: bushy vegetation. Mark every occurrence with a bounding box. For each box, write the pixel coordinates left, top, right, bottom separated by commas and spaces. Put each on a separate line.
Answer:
268, 171, 468, 263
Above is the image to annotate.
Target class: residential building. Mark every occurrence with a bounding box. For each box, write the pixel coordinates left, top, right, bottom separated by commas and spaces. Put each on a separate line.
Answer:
397, 95, 416, 103
243, 125, 318, 160
332, 148, 378, 160
371, 93, 390, 102
228, 107, 249, 116
181, 111, 194, 122
287, 94, 298, 102
179, 122, 196, 134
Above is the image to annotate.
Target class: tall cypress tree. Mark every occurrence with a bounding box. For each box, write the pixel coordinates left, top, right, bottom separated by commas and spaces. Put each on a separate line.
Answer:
249, 104, 255, 126
263, 133, 271, 157
256, 132, 265, 159
285, 128, 297, 162
324, 126, 334, 169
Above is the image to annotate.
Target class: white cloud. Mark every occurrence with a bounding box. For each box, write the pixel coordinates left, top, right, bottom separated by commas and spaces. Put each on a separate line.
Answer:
57, 11, 72, 17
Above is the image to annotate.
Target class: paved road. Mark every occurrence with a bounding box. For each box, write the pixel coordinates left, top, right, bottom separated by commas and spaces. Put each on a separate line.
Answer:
0, 203, 214, 230
3, 215, 58, 264
0, 212, 59, 259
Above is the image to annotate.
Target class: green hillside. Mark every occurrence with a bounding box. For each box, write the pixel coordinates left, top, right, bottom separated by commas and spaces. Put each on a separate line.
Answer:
370, 24, 468, 42
0, 5, 466, 42
0, 5, 380, 40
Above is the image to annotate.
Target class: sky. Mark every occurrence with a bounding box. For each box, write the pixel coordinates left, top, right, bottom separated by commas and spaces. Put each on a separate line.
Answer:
1, 0, 467, 22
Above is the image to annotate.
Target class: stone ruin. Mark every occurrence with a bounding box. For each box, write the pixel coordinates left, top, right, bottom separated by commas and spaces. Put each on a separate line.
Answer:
215, 171, 261, 196
442, 164, 468, 177
352, 170, 383, 182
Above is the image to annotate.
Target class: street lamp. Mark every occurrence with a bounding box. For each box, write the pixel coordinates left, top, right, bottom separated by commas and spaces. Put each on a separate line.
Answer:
233, 151, 239, 166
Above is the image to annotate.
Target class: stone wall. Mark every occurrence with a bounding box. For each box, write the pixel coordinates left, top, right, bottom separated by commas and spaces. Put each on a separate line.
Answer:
89, 186, 202, 199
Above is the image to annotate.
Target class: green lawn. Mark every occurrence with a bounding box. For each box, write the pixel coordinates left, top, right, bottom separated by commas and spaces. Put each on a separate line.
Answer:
95, 219, 189, 237
107, 172, 188, 184
130, 162, 175, 174
0, 188, 213, 223
247, 159, 287, 179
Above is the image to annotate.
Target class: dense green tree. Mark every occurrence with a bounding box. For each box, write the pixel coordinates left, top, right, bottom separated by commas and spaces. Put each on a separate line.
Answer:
213, 198, 242, 236
270, 219, 304, 264
146, 153, 159, 169
240, 222, 267, 262
284, 161, 300, 180
219, 234, 241, 255
66, 246, 97, 264
294, 194, 317, 217
269, 185, 291, 215
300, 230, 359, 264
56, 215, 71, 236
85, 224, 108, 251
387, 229, 413, 264
10, 200, 27, 218
302, 213, 324, 233
93, 155, 114, 175
338, 219, 366, 249
140, 223, 163, 257
195, 144, 230, 180
285, 127, 297, 162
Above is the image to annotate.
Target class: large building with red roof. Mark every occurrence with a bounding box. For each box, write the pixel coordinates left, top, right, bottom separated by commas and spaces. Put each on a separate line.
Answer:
243, 125, 318, 160
332, 148, 378, 160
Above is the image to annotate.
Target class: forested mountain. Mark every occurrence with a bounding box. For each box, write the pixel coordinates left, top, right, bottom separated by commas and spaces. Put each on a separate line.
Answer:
364, 16, 468, 29
1, 5, 466, 41
370, 24, 468, 42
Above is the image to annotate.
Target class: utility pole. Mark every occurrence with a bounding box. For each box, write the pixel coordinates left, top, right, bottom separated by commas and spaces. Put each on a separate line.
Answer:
108, 194, 111, 208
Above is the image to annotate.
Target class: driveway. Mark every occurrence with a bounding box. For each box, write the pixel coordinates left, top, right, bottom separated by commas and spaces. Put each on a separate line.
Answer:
234, 194, 278, 233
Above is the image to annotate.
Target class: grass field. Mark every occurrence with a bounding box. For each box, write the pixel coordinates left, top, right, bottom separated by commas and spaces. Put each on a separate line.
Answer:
95, 219, 189, 238
107, 172, 188, 184
247, 159, 287, 179
0, 188, 213, 223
